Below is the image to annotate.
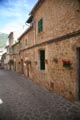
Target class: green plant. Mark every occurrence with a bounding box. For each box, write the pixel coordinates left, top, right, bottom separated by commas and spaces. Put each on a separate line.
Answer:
62, 59, 72, 68
8, 59, 14, 65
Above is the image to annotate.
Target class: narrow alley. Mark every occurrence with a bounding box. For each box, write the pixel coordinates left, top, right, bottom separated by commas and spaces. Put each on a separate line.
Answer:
0, 69, 80, 120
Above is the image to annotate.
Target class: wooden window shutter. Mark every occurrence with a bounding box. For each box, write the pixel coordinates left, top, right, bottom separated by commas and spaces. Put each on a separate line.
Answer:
38, 18, 43, 33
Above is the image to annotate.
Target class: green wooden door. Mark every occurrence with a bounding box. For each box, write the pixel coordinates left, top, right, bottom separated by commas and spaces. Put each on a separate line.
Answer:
77, 48, 80, 100
40, 50, 45, 70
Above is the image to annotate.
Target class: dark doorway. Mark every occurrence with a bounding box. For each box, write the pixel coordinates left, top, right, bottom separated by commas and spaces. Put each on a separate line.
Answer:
26, 63, 30, 77
14, 62, 16, 71
77, 48, 80, 100
21, 59, 24, 73
40, 50, 45, 70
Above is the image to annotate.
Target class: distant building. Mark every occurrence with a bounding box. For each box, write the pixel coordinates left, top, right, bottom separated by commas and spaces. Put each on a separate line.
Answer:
0, 33, 8, 49
0, 49, 3, 60
0, 33, 8, 63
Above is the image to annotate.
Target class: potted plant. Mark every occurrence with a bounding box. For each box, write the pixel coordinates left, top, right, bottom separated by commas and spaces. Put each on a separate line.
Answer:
25, 60, 31, 65
62, 59, 72, 68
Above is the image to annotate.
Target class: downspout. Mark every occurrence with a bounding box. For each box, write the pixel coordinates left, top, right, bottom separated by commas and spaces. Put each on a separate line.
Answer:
34, 18, 36, 61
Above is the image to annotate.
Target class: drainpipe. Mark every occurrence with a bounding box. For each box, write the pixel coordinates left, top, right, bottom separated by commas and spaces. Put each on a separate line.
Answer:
34, 19, 36, 45
34, 19, 36, 61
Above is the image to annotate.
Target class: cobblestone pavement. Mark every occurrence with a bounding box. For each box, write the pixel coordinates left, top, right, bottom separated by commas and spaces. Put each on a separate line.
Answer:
0, 69, 80, 120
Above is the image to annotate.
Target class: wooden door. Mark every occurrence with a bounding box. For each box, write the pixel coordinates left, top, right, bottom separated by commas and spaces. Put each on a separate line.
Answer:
77, 48, 80, 100
40, 50, 45, 70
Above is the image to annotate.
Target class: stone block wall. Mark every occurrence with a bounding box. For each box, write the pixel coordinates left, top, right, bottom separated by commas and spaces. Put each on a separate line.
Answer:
19, 0, 80, 100
22, 35, 80, 100
33, 0, 80, 44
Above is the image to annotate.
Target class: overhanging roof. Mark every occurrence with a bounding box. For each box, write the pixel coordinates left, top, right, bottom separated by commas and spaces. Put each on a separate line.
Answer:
12, 41, 19, 47
25, 0, 44, 24
26, 16, 33, 23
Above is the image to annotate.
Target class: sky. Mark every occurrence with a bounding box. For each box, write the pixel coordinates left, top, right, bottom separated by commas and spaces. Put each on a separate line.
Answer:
0, 0, 37, 34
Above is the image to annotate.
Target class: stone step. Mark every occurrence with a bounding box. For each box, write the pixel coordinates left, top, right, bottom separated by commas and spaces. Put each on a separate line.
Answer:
73, 101, 80, 109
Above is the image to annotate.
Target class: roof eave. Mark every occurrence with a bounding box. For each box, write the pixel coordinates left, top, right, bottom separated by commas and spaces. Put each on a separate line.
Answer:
18, 26, 32, 41
26, 15, 33, 23
29, 0, 43, 15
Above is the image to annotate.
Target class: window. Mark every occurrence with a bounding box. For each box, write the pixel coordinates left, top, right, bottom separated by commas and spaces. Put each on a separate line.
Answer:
20, 42, 22, 48
9, 47, 13, 54
25, 39, 28, 46
40, 50, 45, 70
17, 45, 19, 53
38, 18, 43, 33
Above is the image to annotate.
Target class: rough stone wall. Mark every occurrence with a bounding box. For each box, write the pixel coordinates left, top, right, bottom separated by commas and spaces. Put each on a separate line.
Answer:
22, 35, 80, 100
33, 0, 80, 44
19, 28, 34, 74
46, 38, 77, 100
27, 28, 34, 47
15, 54, 20, 73
19, 28, 34, 50
19, 0, 80, 100
12, 43, 20, 72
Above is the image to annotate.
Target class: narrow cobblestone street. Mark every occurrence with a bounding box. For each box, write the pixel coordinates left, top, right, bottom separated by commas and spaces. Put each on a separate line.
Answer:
0, 69, 80, 120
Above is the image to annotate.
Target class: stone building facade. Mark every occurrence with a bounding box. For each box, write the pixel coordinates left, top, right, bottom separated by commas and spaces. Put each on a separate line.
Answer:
4, 45, 10, 69
8, 32, 14, 70
18, 0, 80, 101
12, 42, 20, 72
18, 26, 34, 75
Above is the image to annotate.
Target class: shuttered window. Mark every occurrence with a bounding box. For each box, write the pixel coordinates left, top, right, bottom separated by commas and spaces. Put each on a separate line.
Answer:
38, 18, 43, 33
25, 39, 28, 46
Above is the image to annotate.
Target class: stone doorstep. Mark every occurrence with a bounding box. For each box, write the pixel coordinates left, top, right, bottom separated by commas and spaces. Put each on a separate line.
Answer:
73, 101, 80, 109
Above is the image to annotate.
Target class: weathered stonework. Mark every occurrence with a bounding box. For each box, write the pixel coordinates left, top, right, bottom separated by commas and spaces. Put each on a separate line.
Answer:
18, 0, 80, 101
12, 42, 20, 72
33, 0, 80, 44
